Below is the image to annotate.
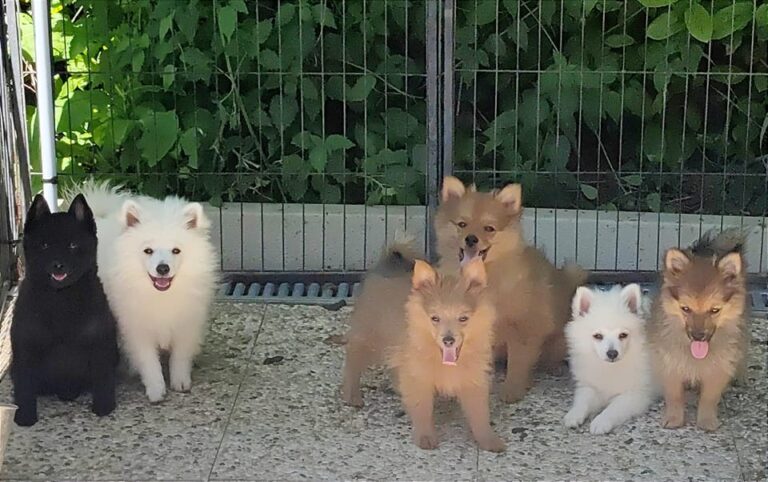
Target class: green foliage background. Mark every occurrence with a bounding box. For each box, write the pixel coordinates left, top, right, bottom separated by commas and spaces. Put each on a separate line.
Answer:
20, 0, 768, 214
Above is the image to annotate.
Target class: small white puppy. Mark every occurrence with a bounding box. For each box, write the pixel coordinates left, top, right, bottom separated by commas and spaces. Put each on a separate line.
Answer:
73, 182, 218, 403
563, 284, 657, 434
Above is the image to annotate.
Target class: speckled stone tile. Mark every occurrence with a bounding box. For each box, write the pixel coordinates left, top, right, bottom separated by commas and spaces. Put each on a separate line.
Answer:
726, 318, 768, 482
210, 305, 479, 481
0, 303, 265, 481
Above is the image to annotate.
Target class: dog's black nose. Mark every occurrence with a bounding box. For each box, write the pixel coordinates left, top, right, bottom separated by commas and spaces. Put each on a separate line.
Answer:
465, 235, 478, 247
156, 263, 170, 276
691, 331, 707, 341
442, 335, 455, 347
606, 349, 618, 360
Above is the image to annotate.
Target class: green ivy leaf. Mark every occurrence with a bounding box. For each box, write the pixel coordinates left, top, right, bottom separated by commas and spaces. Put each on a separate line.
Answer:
324, 134, 354, 152
646, 192, 661, 212
647, 11, 684, 40
472, 1, 499, 26
309, 145, 328, 172
255, 19, 273, 45
605, 34, 635, 48
138, 111, 179, 167
684, 4, 713, 42
580, 184, 598, 200
277, 4, 296, 26
269, 95, 298, 128
757, 4, 768, 28
218, 6, 237, 45
281, 154, 309, 201
383, 108, 419, 142
622, 174, 643, 187
638, 0, 678, 7
230, 0, 248, 14
712, 2, 753, 40
313, 4, 337, 29
158, 13, 174, 40
502, 0, 519, 16
180, 128, 199, 169
347, 75, 377, 101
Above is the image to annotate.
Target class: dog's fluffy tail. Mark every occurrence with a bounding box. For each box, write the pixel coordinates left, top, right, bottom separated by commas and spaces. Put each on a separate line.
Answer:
370, 231, 422, 278
691, 227, 748, 258
62, 179, 129, 219
560, 262, 588, 292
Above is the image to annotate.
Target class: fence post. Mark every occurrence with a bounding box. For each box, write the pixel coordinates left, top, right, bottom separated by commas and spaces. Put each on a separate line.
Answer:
425, 0, 440, 263
442, 0, 454, 178
31, 0, 57, 211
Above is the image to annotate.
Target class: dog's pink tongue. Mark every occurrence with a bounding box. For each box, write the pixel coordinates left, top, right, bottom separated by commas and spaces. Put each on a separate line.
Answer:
442, 346, 458, 365
155, 278, 171, 288
691, 341, 709, 360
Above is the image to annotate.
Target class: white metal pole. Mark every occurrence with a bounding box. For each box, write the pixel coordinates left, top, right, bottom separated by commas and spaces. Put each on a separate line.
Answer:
31, 0, 57, 211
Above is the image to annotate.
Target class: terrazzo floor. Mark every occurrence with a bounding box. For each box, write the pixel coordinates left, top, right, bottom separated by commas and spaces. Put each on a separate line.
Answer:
0, 303, 765, 481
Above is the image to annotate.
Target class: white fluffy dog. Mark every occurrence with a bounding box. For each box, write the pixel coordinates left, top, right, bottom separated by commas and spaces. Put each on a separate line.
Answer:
73, 183, 218, 402
563, 284, 657, 434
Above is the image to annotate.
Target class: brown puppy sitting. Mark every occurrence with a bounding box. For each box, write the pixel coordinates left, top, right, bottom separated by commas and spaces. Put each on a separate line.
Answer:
434, 176, 586, 403
341, 243, 504, 452
648, 229, 750, 431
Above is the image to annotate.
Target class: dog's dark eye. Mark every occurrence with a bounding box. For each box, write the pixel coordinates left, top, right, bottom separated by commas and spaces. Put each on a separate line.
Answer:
593, 333, 603, 340
680, 305, 691, 313
41, 243, 49, 250
457, 221, 467, 229
68, 242, 78, 250
458, 315, 469, 323
144, 248, 154, 255
710, 307, 721, 314
172, 248, 181, 255
484, 226, 495, 233
430, 315, 440, 324
618, 333, 628, 340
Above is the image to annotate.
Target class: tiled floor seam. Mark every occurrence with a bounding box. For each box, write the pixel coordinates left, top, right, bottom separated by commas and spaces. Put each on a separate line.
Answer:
205, 306, 269, 482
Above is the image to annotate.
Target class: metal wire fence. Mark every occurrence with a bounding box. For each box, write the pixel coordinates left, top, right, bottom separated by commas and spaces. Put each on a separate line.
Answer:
16, 0, 768, 275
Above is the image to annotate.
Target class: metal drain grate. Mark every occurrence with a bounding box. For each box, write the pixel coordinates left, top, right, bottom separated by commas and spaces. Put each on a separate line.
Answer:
217, 274, 362, 310
217, 276, 768, 315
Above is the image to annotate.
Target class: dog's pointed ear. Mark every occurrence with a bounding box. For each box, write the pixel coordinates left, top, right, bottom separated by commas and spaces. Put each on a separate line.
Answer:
412, 260, 437, 291
495, 183, 522, 215
572, 286, 593, 318
25, 195, 51, 232
441, 176, 466, 203
664, 248, 690, 275
121, 200, 142, 229
68, 194, 96, 234
717, 252, 742, 279
620, 283, 642, 315
461, 257, 487, 292
183, 202, 209, 230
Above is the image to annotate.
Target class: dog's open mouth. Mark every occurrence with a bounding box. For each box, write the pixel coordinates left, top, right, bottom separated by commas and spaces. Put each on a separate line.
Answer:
690, 340, 710, 359
459, 247, 489, 266
150, 276, 173, 291
441, 344, 462, 366
51, 272, 68, 282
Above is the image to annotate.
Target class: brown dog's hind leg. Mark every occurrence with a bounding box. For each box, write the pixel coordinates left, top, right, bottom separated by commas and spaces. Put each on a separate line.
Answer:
340, 340, 369, 407
499, 336, 542, 403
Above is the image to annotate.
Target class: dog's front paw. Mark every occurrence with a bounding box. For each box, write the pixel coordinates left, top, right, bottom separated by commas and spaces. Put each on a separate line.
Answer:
696, 412, 721, 432
145, 381, 167, 403
661, 408, 685, 429
341, 387, 364, 408
92, 398, 116, 417
499, 383, 527, 404
589, 414, 616, 435
414, 431, 439, 450
563, 408, 588, 428
14, 410, 38, 427
170, 371, 192, 393
477, 433, 506, 453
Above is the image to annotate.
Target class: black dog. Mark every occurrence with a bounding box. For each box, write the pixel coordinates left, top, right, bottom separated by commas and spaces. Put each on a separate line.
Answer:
11, 194, 118, 426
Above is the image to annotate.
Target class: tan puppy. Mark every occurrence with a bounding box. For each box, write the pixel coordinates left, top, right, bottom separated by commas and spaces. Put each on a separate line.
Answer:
434, 176, 586, 403
648, 229, 750, 431
341, 245, 504, 452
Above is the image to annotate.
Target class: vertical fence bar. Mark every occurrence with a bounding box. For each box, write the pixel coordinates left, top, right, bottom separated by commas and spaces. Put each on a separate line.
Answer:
425, 0, 440, 262
31, 0, 57, 210
442, 0, 454, 178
